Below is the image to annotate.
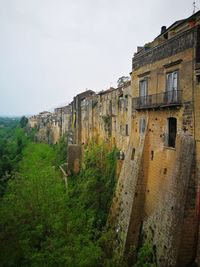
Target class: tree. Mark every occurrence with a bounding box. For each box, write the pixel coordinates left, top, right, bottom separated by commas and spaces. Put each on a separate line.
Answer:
0, 143, 68, 267
19, 116, 28, 128
0, 140, 118, 267
117, 76, 130, 87
0, 120, 29, 196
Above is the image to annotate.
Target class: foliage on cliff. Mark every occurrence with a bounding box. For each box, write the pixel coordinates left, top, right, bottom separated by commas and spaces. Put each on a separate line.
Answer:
0, 143, 69, 267
134, 243, 157, 267
0, 139, 118, 266
0, 117, 30, 196
53, 136, 68, 167
64, 142, 118, 266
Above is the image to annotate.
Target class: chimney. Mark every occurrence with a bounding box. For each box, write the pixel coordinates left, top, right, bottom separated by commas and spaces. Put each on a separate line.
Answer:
137, 46, 143, 53
161, 26, 167, 34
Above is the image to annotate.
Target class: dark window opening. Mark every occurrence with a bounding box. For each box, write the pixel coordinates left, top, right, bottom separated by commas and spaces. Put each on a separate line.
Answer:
168, 117, 177, 148
151, 151, 154, 160
131, 148, 135, 160
197, 75, 200, 84
125, 124, 129, 136
109, 100, 112, 115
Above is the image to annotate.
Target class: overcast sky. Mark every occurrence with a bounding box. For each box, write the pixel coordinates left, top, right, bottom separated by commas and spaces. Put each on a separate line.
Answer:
0, 0, 197, 116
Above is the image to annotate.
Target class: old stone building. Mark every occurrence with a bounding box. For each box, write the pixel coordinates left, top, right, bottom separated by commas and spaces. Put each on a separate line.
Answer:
28, 110, 62, 144
71, 90, 95, 145
28, 10, 200, 267
110, 10, 200, 267
61, 104, 72, 137
78, 82, 132, 151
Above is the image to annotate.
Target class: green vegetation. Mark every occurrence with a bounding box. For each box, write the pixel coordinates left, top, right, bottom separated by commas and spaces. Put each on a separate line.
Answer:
53, 136, 68, 167
0, 143, 68, 267
19, 116, 28, 128
0, 130, 118, 266
65, 142, 118, 266
0, 117, 29, 196
102, 115, 112, 136
134, 243, 157, 267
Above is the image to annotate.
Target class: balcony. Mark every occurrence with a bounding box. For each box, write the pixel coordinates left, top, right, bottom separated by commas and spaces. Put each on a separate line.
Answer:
132, 90, 182, 110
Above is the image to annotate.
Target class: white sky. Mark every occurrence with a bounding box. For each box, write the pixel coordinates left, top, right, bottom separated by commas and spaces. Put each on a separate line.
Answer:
0, 0, 197, 116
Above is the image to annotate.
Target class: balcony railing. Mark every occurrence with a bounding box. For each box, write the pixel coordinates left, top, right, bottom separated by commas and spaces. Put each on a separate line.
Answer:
132, 90, 182, 110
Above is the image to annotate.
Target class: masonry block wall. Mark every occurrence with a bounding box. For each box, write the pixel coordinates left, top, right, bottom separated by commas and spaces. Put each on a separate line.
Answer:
142, 134, 195, 267
109, 127, 147, 259
67, 144, 82, 174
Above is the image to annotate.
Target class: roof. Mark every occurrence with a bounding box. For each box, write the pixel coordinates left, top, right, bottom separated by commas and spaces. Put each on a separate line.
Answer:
156, 10, 200, 39
98, 87, 117, 96
76, 90, 95, 98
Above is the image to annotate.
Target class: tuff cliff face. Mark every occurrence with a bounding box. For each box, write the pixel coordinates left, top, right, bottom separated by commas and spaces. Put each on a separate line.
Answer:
28, 11, 200, 266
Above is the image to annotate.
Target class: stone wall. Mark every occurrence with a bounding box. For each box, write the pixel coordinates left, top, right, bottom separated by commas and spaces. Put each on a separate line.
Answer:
142, 134, 195, 267
109, 118, 148, 260
67, 144, 82, 174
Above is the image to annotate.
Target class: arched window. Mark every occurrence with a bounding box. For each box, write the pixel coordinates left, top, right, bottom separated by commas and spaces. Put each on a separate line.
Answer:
168, 117, 177, 148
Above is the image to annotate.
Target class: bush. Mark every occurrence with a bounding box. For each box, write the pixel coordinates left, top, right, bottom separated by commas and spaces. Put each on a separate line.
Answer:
134, 243, 157, 267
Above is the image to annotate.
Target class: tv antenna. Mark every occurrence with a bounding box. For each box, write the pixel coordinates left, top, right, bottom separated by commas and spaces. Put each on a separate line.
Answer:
193, 1, 196, 13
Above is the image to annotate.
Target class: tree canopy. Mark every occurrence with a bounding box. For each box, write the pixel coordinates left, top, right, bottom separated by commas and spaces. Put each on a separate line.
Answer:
117, 76, 130, 87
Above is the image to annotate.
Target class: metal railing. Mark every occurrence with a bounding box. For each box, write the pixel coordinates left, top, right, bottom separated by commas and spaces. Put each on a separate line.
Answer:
132, 90, 182, 110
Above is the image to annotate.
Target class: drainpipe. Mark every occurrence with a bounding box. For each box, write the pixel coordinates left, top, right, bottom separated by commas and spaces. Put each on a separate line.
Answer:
193, 27, 200, 264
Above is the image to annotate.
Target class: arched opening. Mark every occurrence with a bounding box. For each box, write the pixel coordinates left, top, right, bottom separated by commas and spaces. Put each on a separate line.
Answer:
168, 117, 177, 148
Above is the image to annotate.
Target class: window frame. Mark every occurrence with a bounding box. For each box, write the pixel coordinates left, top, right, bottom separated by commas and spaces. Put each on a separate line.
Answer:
139, 78, 148, 105
167, 117, 177, 148
139, 118, 146, 134
165, 70, 179, 103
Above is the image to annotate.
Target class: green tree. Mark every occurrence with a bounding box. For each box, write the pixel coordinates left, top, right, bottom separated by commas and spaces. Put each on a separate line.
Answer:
117, 76, 130, 87
65, 142, 118, 266
134, 243, 157, 267
0, 120, 29, 196
0, 143, 68, 267
19, 116, 28, 128
54, 136, 68, 167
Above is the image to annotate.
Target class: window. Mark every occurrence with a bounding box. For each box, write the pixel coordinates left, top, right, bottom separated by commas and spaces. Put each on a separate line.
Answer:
114, 120, 117, 131
168, 117, 177, 148
125, 124, 129, 136
124, 95, 128, 110
166, 71, 178, 102
139, 118, 146, 134
109, 100, 112, 115
151, 151, 154, 160
131, 148, 135, 160
118, 96, 123, 110
139, 79, 148, 105
196, 75, 200, 84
